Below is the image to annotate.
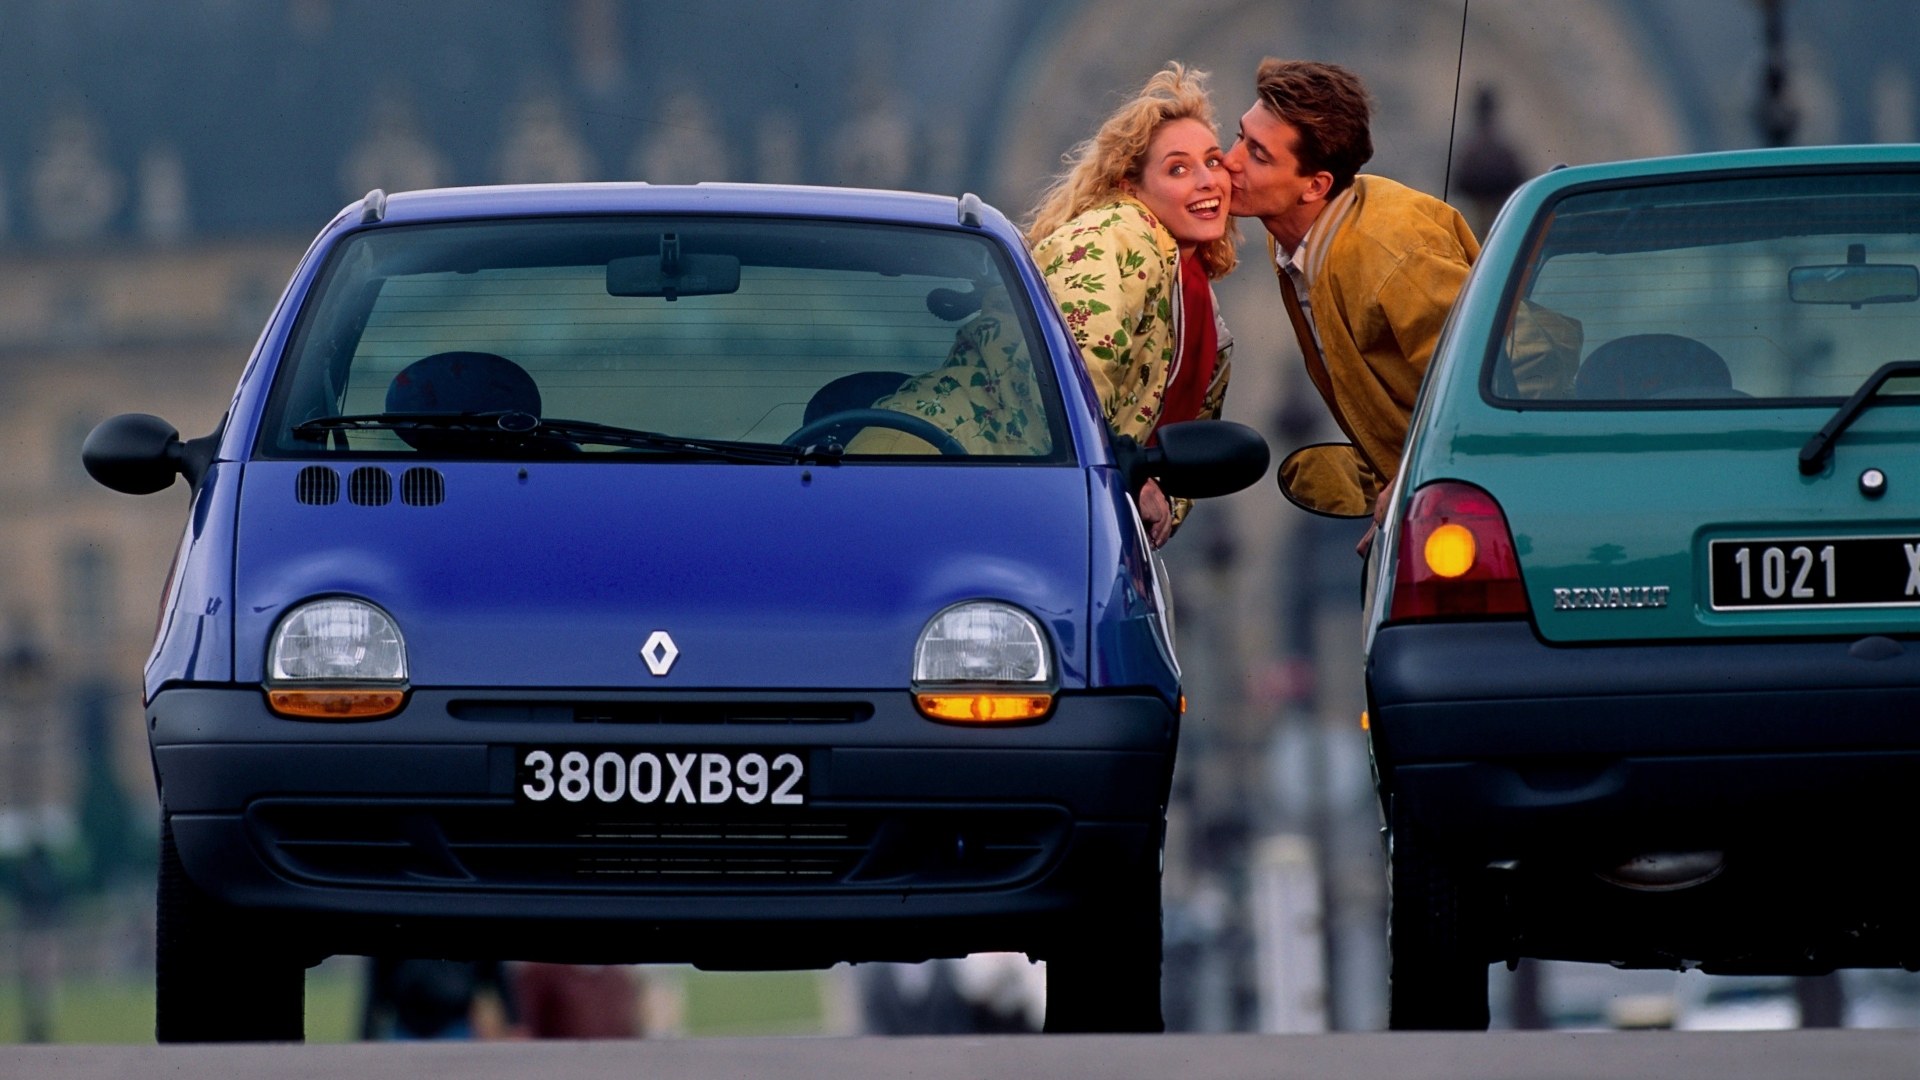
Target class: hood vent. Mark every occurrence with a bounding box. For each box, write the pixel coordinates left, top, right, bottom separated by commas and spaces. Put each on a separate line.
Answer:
298, 465, 441, 507
400, 467, 445, 507
295, 466, 340, 505
348, 467, 392, 506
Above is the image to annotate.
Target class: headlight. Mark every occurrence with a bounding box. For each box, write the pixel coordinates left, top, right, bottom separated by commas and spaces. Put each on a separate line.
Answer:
912, 601, 1053, 723
265, 597, 408, 720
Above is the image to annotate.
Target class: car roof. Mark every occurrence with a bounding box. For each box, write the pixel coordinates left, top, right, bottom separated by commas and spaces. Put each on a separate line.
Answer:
1518, 143, 1920, 196
370, 182, 982, 229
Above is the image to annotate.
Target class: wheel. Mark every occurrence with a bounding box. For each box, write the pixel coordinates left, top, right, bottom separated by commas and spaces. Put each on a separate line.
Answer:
781, 408, 969, 456
157, 818, 307, 1042
1043, 871, 1163, 1033
1387, 800, 1491, 1030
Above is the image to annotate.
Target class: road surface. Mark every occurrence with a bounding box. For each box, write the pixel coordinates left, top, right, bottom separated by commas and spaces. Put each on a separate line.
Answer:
8, 1030, 1920, 1080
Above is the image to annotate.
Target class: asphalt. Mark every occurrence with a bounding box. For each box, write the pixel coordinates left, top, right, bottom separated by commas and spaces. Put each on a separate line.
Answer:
7, 1031, 1920, 1080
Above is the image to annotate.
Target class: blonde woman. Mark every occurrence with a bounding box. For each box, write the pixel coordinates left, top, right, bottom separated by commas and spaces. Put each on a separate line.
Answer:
1029, 63, 1237, 546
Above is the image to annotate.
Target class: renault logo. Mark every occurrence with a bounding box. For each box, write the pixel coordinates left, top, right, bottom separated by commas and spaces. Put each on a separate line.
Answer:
640, 630, 679, 676
1552, 586, 1669, 611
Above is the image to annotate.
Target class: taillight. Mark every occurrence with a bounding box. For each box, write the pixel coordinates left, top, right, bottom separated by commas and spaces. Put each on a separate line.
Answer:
1388, 481, 1530, 622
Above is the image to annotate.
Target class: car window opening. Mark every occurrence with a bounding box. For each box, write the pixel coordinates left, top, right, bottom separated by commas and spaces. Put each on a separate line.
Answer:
1487, 171, 1920, 408
256, 216, 1072, 462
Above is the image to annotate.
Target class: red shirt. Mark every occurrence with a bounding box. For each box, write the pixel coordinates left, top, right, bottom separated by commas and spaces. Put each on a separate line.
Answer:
1154, 253, 1217, 436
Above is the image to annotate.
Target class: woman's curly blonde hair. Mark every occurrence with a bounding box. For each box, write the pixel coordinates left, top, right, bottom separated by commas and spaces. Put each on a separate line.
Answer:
1025, 63, 1237, 279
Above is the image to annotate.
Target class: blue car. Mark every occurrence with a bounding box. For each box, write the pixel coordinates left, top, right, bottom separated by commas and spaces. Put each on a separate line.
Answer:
84, 183, 1267, 1041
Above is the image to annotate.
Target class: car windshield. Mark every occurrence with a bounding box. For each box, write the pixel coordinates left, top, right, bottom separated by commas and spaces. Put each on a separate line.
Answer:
1488, 171, 1920, 406
257, 215, 1069, 460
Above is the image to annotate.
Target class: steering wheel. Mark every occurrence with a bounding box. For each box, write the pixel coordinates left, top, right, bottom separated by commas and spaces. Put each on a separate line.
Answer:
782, 408, 968, 456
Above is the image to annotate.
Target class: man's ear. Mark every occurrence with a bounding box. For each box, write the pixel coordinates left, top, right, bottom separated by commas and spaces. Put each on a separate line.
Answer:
1301, 171, 1337, 205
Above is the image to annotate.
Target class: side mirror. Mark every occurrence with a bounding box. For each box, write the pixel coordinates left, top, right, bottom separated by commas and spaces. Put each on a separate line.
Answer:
1113, 420, 1270, 499
81, 413, 223, 495
1276, 443, 1378, 518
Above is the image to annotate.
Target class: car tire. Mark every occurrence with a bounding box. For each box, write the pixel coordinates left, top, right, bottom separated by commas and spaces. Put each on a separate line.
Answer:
1387, 800, 1491, 1030
157, 818, 306, 1043
1042, 871, 1164, 1033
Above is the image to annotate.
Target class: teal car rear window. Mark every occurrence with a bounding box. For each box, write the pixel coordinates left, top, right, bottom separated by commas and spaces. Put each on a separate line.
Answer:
257, 216, 1069, 460
1488, 172, 1920, 406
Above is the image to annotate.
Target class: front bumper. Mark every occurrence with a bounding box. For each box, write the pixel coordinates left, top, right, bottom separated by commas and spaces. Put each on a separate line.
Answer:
150, 687, 1174, 964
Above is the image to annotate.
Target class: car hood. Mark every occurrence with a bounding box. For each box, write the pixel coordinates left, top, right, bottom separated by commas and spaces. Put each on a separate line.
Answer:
233, 461, 1089, 688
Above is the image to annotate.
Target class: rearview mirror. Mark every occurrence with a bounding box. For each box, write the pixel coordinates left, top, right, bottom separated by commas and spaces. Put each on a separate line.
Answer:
1113, 420, 1270, 499
1276, 443, 1378, 518
81, 413, 222, 495
1788, 263, 1920, 307
608, 234, 741, 299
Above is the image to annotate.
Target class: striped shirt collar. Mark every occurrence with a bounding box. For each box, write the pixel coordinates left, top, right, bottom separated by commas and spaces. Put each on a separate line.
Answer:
1273, 179, 1361, 286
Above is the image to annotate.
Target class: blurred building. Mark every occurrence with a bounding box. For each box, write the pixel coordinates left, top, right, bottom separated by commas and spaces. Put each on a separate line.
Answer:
0, 241, 302, 869
0, 0, 1916, 1028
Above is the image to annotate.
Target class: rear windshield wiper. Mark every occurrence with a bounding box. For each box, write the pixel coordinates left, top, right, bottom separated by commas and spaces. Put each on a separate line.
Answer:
293, 411, 840, 465
1799, 360, 1920, 475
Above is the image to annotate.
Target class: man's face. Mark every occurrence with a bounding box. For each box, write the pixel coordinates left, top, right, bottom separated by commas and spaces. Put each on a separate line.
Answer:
1222, 102, 1331, 220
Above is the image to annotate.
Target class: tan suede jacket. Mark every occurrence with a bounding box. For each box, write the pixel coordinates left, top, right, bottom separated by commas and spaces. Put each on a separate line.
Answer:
1276, 175, 1479, 511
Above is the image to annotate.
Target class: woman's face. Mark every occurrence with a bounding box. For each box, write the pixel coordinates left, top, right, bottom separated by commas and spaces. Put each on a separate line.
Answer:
1124, 117, 1230, 249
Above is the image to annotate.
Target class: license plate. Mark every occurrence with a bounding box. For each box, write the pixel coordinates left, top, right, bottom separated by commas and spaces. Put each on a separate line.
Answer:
516, 747, 807, 809
1709, 536, 1920, 610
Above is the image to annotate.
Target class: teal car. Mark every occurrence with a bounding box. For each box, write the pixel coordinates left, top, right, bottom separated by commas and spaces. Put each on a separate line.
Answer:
1282, 146, 1920, 1029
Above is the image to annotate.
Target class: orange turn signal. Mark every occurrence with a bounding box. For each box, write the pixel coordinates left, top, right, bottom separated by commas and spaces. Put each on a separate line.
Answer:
1423, 523, 1477, 578
915, 692, 1053, 723
268, 687, 407, 720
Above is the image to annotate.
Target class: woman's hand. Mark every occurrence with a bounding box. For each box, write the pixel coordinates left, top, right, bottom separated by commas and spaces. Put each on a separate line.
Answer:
1139, 479, 1174, 548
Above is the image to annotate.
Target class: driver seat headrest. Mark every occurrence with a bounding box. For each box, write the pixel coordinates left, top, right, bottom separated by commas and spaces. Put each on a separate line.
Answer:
386, 351, 543, 417
1575, 334, 1731, 400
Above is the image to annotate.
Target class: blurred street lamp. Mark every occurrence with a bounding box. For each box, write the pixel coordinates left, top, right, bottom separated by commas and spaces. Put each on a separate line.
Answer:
4, 622, 51, 819
4, 624, 56, 1043
1754, 0, 1799, 147
1453, 86, 1527, 239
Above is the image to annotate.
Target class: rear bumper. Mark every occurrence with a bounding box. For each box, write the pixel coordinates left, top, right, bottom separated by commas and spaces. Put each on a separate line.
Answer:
149, 687, 1173, 963
1368, 621, 1920, 853
1369, 622, 1920, 967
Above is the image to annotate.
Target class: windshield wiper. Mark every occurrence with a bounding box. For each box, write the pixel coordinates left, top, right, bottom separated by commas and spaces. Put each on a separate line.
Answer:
1799, 360, 1920, 475
293, 411, 840, 465
533, 416, 839, 463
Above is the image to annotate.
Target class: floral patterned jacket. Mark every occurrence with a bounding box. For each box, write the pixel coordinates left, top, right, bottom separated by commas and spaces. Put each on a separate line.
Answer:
1032, 197, 1233, 524
857, 284, 1053, 456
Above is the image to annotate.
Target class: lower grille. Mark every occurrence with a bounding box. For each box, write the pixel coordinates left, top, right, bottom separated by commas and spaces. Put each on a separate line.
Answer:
448, 700, 872, 724
247, 800, 1067, 893
567, 820, 859, 879
464, 818, 870, 883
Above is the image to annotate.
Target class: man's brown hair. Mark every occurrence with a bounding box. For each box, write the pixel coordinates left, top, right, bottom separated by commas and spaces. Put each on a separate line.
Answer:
1254, 59, 1373, 196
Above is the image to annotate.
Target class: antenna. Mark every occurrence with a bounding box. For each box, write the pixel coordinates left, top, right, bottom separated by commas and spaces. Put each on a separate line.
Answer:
1442, 0, 1470, 202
